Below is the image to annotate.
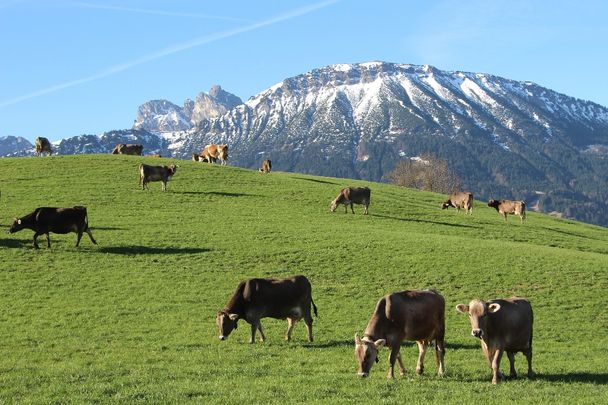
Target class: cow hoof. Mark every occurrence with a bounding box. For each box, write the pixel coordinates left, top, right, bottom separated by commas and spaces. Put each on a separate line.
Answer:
415, 367, 423, 375
510, 373, 518, 379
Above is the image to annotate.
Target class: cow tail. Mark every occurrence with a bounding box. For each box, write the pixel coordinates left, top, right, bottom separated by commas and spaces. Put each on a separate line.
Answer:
311, 298, 318, 317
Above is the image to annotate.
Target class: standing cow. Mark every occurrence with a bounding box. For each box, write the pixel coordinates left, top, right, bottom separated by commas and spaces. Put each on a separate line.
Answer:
112, 143, 143, 156
216, 275, 318, 343
355, 289, 446, 379
330, 187, 371, 215
139, 164, 177, 191
442, 191, 473, 214
456, 298, 534, 384
488, 199, 526, 223
259, 159, 272, 173
35, 137, 53, 156
8, 206, 97, 249
201, 144, 228, 165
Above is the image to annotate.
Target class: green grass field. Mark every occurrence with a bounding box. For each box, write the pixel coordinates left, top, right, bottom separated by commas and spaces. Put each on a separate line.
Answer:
1, 155, 607, 404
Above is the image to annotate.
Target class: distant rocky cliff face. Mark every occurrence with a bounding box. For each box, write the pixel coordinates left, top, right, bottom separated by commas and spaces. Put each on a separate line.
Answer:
3, 62, 608, 226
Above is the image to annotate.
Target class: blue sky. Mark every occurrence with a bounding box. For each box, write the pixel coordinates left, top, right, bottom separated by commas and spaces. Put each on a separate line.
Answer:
1, 0, 607, 142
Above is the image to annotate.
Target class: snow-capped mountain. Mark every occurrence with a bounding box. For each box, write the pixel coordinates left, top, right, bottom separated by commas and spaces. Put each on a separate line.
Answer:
133, 85, 242, 133
0, 136, 34, 156
3, 62, 608, 225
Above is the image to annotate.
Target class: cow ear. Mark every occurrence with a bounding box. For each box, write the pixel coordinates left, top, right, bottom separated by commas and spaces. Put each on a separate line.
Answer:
455, 304, 469, 314
355, 333, 362, 345
228, 313, 239, 321
488, 303, 501, 313
374, 339, 386, 348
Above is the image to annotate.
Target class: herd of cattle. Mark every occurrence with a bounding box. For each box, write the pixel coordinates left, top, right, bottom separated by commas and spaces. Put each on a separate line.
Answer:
216, 275, 534, 384
18, 138, 534, 384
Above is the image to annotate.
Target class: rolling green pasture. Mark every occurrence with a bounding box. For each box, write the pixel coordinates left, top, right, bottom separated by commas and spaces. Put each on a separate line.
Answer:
1, 155, 607, 404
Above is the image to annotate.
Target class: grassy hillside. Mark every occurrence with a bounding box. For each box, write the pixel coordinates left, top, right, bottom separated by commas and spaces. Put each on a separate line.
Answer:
1, 155, 607, 404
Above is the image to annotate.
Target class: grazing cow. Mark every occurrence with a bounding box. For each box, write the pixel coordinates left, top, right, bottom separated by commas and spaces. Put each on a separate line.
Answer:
456, 298, 534, 384
355, 289, 445, 379
192, 153, 210, 163
201, 144, 228, 165
139, 164, 177, 191
259, 159, 272, 173
8, 206, 97, 249
216, 275, 318, 343
442, 191, 473, 214
149, 153, 162, 158
488, 199, 526, 223
35, 137, 53, 156
111, 143, 143, 156
330, 187, 371, 215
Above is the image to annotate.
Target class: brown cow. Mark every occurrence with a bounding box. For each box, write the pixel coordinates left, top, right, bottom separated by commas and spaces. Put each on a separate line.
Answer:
149, 154, 162, 158
35, 137, 53, 156
201, 144, 228, 165
330, 187, 371, 215
216, 275, 318, 343
355, 289, 445, 379
192, 153, 210, 163
139, 164, 177, 191
488, 199, 526, 223
112, 143, 143, 155
8, 206, 97, 249
442, 191, 473, 214
259, 159, 272, 173
456, 298, 534, 384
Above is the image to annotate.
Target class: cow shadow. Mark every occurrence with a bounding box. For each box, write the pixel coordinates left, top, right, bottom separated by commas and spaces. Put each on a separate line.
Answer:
92, 226, 126, 231
533, 372, 608, 384
97, 246, 211, 255
177, 191, 261, 198
302, 340, 353, 348
0, 238, 29, 248
372, 214, 481, 229
292, 177, 339, 185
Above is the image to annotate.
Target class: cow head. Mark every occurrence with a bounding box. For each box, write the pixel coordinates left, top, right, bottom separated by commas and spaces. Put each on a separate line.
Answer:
487, 199, 500, 208
8, 218, 25, 234
354, 333, 385, 377
168, 165, 177, 175
216, 311, 239, 340
442, 200, 452, 210
330, 197, 341, 212
456, 300, 501, 339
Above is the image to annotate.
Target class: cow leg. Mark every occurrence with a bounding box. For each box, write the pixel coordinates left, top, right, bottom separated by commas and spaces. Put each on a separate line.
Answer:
524, 347, 534, 378
304, 313, 314, 342
396, 353, 406, 376
350, 203, 355, 214
249, 320, 259, 344
435, 339, 446, 376
162, 181, 167, 191
507, 351, 517, 378
491, 348, 504, 384
343, 204, 348, 214
32, 233, 41, 249
415, 341, 428, 375
285, 318, 296, 341
45, 233, 51, 248
364, 203, 369, 215
257, 322, 266, 342
86, 229, 97, 245
387, 346, 400, 379
76, 231, 83, 247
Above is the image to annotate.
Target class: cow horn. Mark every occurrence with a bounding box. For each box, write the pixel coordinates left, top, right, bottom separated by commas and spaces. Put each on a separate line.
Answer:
228, 313, 239, 321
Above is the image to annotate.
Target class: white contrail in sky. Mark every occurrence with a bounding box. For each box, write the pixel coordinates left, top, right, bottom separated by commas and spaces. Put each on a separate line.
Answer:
0, 0, 341, 108
76, 2, 253, 22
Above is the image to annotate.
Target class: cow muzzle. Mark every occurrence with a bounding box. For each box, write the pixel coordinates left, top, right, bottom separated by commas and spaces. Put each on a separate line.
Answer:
219, 335, 226, 341
472, 329, 483, 338
357, 372, 369, 378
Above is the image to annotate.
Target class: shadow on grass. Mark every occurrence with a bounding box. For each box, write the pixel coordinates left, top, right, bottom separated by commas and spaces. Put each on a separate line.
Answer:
177, 191, 261, 198
97, 246, 211, 255
303, 341, 479, 350
0, 238, 30, 248
292, 177, 339, 185
541, 226, 606, 241
372, 214, 481, 229
533, 372, 608, 384
92, 226, 126, 231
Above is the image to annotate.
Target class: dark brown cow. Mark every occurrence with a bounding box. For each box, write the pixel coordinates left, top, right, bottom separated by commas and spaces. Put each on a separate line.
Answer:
330, 186, 371, 215
355, 289, 445, 379
259, 159, 272, 173
488, 199, 526, 223
35, 137, 53, 156
8, 206, 97, 249
216, 275, 318, 343
442, 191, 473, 214
112, 143, 143, 156
139, 164, 177, 191
456, 298, 534, 384
201, 144, 228, 165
